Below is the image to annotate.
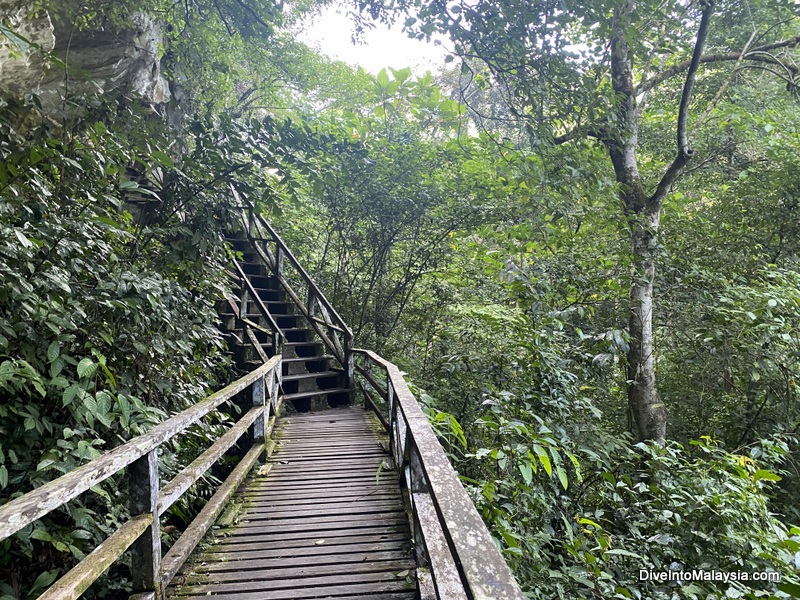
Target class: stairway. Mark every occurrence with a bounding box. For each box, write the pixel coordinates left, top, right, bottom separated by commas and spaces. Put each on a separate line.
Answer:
220, 235, 351, 412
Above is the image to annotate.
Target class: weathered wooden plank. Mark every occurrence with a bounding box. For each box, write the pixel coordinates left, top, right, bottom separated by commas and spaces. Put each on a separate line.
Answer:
197, 540, 408, 562
172, 568, 413, 595
213, 532, 409, 552
158, 406, 261, 515
244, 501, 403, 520
246, 490, 402, 503
188, 554, 414, 577
159, 443, 264, 589
412, 492, 468, 600
244, 496, 402, 511
173, 580, 414, 600
36, 514, 152, 600
0, 357, 279, 542
238, 511, 405, 528
217, 528, 408, 549
129, 450, 161, 595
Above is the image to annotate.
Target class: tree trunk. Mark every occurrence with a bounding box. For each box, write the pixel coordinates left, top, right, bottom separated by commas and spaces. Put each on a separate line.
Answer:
627, 212, 667, 444
605, 18, 669, 445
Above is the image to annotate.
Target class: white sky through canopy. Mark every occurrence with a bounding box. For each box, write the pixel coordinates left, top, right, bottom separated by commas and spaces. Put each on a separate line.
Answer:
296, 6, 449, 74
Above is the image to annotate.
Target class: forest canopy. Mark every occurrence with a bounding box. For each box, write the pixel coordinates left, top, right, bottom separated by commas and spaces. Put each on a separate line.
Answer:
1, 0, 799, 597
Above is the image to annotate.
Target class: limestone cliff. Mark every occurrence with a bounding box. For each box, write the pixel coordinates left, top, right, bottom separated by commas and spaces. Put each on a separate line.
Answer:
0, 1, 170, 106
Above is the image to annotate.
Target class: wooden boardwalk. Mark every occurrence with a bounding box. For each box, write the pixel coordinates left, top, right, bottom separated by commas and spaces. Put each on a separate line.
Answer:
167, 406, 416, 599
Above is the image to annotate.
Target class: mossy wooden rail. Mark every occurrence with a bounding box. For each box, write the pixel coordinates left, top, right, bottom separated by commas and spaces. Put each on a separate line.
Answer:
353, 350, 525, 600
0, 357, 282, 600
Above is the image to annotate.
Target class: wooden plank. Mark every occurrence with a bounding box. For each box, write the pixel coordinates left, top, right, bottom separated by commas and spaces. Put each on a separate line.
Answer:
244, 501, 403, 520
186, 550, 416, 585
129, 450, 160, 594
197, 540, 408, 561
212, 532, 409, 553
216, 525, 408, 545
173, 580, 414, 600
246, 491, 402, 505
172, 569, 412, 595
36, 514, 152, 600
412, 492, 467, 600
0, 357, 279, 542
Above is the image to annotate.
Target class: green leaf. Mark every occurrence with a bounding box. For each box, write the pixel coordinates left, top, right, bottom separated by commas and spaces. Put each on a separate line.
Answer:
605, 548, 643, 559
151, 150, 174, 168
14, 229, 33, 249
778, 583, 800, 598
47, 341, 60, 363
533, 445, 552, 476
30, 528, 54, 542
518, 460, 533, 484
752, 469, 782, 482
0, 465, 7, 488
30, 570, 59, 594
77, 358, 97, 379
556, 464, 568, 490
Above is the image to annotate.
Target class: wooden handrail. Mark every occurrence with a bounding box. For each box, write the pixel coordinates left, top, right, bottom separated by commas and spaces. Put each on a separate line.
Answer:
0, 356, 282, 599
352, 349, 525, 600
229, 186, 352, 340
256, 217, 352, 337
232, 259, 284, 341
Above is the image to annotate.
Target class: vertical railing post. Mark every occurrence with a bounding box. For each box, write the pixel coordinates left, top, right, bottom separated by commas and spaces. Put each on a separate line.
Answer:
345, 334, 354, 404
275, 244, 284, 276
129, 449, 161, 598
252, 375, 266, 448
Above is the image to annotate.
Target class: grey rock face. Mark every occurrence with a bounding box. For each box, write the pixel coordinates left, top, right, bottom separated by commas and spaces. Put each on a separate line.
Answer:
1, 2, 170, 106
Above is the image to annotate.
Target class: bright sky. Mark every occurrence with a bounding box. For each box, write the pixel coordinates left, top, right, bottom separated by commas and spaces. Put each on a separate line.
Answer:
296, 6, 449, 74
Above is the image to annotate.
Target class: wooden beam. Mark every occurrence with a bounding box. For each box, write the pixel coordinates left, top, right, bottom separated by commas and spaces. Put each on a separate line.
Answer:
129, 450, 160, 595
35, 514, 152, 600
0, 357, 279, 542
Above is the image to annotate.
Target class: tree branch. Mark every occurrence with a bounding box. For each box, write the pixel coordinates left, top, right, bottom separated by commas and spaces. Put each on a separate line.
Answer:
638, 34, 800, 93
650, 0, 714, 209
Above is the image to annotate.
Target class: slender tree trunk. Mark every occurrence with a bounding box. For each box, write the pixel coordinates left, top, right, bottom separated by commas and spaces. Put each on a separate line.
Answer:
605, 15, 669, 444
627, 212, 667, 443
604, 1, 713, 444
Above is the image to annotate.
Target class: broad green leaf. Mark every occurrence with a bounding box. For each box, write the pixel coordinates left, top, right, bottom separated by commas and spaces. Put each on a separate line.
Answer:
47, 341, 60, 363
533, 445, 552, 476
752, 469, 782, 482
77, 358, 97, 379
518, 460, 533, 484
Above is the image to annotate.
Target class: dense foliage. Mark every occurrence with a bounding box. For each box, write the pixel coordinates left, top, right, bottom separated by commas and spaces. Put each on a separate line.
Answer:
1, 0, 800, 597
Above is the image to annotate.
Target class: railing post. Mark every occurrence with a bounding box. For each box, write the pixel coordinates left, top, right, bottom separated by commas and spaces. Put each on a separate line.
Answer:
275, 244, 284, 276
345, 335, 354, 405
129, 449, 160, 599
252, 375, 266, 448
239, 271, 250, 322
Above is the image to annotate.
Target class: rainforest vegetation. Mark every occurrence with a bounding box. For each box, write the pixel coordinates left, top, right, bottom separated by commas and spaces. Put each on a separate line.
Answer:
1, 0, 799, 597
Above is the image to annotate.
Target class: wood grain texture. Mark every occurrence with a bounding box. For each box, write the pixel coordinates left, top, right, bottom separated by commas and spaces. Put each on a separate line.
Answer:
167, 406, 414, 599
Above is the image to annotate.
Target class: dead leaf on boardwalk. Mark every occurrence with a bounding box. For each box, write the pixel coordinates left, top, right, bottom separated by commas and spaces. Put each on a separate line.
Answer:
395, 570, 410, 578
315, 539, 325, 545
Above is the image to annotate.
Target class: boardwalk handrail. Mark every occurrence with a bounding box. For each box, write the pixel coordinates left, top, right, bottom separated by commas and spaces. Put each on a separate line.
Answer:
352, 349, 525, 600
229, 186, 353, 370
0, 356, 282, 600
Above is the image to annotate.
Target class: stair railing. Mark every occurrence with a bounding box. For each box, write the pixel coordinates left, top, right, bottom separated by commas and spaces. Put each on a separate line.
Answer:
0, 357, 282, 600
353, 349, 525, 600
229, 259, 283, 360
230, 188, 353, 377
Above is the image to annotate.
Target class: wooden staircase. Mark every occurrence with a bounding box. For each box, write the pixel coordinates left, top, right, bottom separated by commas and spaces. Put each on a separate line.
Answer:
219, 215, 354, 412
